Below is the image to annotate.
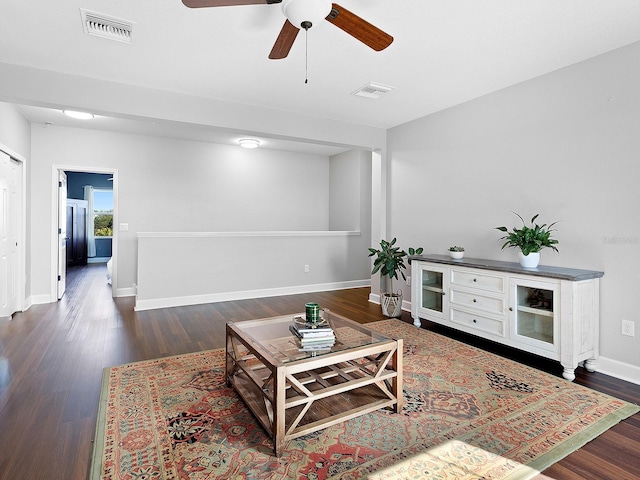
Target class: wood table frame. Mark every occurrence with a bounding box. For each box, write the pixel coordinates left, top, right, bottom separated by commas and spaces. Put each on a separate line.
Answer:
225, 311, 403, 457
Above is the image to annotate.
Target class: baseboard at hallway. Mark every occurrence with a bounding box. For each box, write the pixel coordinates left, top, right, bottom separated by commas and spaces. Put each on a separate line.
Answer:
114, 287, 136, 297
88, 257, 110, 264
135, 280, 371, 312
25, 294, 55, 309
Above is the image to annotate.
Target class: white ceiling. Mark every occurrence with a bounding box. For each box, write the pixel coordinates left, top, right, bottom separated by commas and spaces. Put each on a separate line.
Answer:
2, 0, 640, 152
14, 104, 352, 156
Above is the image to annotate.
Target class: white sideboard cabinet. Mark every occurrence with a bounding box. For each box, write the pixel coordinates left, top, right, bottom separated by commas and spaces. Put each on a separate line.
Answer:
410, 255, 604, 381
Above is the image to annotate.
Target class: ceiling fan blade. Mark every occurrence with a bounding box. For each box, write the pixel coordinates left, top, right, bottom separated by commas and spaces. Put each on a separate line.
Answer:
182, 0, 281, 8
269, 20, 299, 59
326, 3, 393, 51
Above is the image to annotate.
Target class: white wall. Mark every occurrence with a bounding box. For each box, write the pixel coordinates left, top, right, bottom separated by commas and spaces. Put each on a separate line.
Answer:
329, 150, 371, 231
0, 102, 31, 299
30, 124, 371, 301
135, 150, 373, 310
387, 42, 640, 372
0, 102, 30, 157
135, 232, 369, 310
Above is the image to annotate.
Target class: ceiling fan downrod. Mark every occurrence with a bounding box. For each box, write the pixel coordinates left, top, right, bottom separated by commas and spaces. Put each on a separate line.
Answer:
302, 21, 311, 84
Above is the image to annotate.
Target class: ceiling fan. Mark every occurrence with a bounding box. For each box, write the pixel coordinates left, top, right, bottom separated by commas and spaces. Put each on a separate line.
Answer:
182, 0, 393, 59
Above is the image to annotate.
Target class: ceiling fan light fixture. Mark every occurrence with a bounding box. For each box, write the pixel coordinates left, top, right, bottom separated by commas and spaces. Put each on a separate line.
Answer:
63, 110, 95, 120
239, 138, 260, 149
282, 0, 331, 29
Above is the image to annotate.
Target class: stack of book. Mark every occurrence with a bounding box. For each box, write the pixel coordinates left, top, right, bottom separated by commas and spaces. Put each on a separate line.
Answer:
289, 317, 335, 351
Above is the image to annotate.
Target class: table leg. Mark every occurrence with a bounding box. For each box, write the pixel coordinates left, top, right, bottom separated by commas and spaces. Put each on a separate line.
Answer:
392, 339, 403, 413
273, 365, 287, 457
225, 328, 234, 387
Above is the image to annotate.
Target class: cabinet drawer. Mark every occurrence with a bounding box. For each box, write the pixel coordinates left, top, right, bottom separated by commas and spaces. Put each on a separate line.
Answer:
451, 308, 505, 336
450, 289, 506, 317
450, 269, 505, 294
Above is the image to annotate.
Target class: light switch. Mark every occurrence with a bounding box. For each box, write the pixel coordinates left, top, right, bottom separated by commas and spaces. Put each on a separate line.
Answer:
119, 223, 129, 231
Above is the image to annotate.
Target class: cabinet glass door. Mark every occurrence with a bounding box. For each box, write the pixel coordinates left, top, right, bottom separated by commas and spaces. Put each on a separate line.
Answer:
511, 280, 558, 352
421, 268, 445, 315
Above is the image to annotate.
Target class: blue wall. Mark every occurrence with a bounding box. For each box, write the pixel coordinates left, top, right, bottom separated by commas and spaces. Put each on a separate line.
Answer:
66, 172, 112, 199
95, 237, 112, 257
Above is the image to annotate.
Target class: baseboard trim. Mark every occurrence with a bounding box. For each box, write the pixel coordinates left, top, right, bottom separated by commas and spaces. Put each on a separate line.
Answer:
115, 287, 136, 298
595, 356, 640, 386
26, 294, 54, 308
134, 280, 371, 312
87, 257, 110, 264
367, 293, 412, 313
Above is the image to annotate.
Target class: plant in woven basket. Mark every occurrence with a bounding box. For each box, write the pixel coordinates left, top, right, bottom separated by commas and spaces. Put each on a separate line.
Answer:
368, 238, 423, 295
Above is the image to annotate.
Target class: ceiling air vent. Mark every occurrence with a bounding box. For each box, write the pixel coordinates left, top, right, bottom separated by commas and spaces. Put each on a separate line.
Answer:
352, 82, 395, 99
80, 9, 134, 43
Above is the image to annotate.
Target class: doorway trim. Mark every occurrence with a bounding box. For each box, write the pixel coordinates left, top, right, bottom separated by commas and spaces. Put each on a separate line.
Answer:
0, 142, 26, 315
50, 165, 118, 299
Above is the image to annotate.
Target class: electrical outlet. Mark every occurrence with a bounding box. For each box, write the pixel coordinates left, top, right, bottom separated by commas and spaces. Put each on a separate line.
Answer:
406, 276, 411, 286
621, 319, 635, 337
304, 264, 309, 273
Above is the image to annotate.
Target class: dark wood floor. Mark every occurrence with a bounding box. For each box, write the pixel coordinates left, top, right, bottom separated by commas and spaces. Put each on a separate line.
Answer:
0, 264, 638, 480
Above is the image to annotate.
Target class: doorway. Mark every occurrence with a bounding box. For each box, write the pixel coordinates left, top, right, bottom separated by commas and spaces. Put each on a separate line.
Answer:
52, 166, 118, 300
0, 147, 25, 318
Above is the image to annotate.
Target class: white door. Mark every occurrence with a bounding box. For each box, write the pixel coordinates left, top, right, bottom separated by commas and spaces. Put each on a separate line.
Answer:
0, 151, 20, 317
57, 170, 67, 299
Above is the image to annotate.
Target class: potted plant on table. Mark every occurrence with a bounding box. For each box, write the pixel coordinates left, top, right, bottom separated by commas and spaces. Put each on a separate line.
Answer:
495, 212, 559, 268
368, 238, 423, 317
448, 246, 465, 259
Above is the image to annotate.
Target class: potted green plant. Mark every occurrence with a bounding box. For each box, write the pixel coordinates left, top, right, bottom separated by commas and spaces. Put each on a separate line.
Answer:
495, 212, 559, 268
368, 238, 423, 317
448, 246, 465, 259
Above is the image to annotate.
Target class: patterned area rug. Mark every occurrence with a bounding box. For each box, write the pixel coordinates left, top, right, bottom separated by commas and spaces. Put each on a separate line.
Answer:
90, 319, 639, 479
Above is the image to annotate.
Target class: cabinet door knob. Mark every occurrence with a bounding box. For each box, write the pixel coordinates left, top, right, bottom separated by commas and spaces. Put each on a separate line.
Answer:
472, 319, 477, 323
473, 299, 477, 303
473, 278, 477, 282
509, 307, 513, 311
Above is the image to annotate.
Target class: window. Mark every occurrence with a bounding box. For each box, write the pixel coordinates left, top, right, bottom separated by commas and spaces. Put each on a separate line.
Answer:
93, 189, 113, 237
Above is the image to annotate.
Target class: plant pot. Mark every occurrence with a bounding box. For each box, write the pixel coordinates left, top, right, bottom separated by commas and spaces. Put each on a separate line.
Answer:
449, 251, 464, 259
519, 251, 540, 268
381, 291, 403, 318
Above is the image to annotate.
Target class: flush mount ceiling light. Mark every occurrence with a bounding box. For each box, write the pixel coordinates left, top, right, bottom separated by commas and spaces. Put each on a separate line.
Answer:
239, 138, 260, 149
63, 110, 95, 120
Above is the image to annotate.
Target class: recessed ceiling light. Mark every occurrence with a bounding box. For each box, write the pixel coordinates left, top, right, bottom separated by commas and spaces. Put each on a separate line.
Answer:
239, 138, 260, 149
63, 110, 95, 120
